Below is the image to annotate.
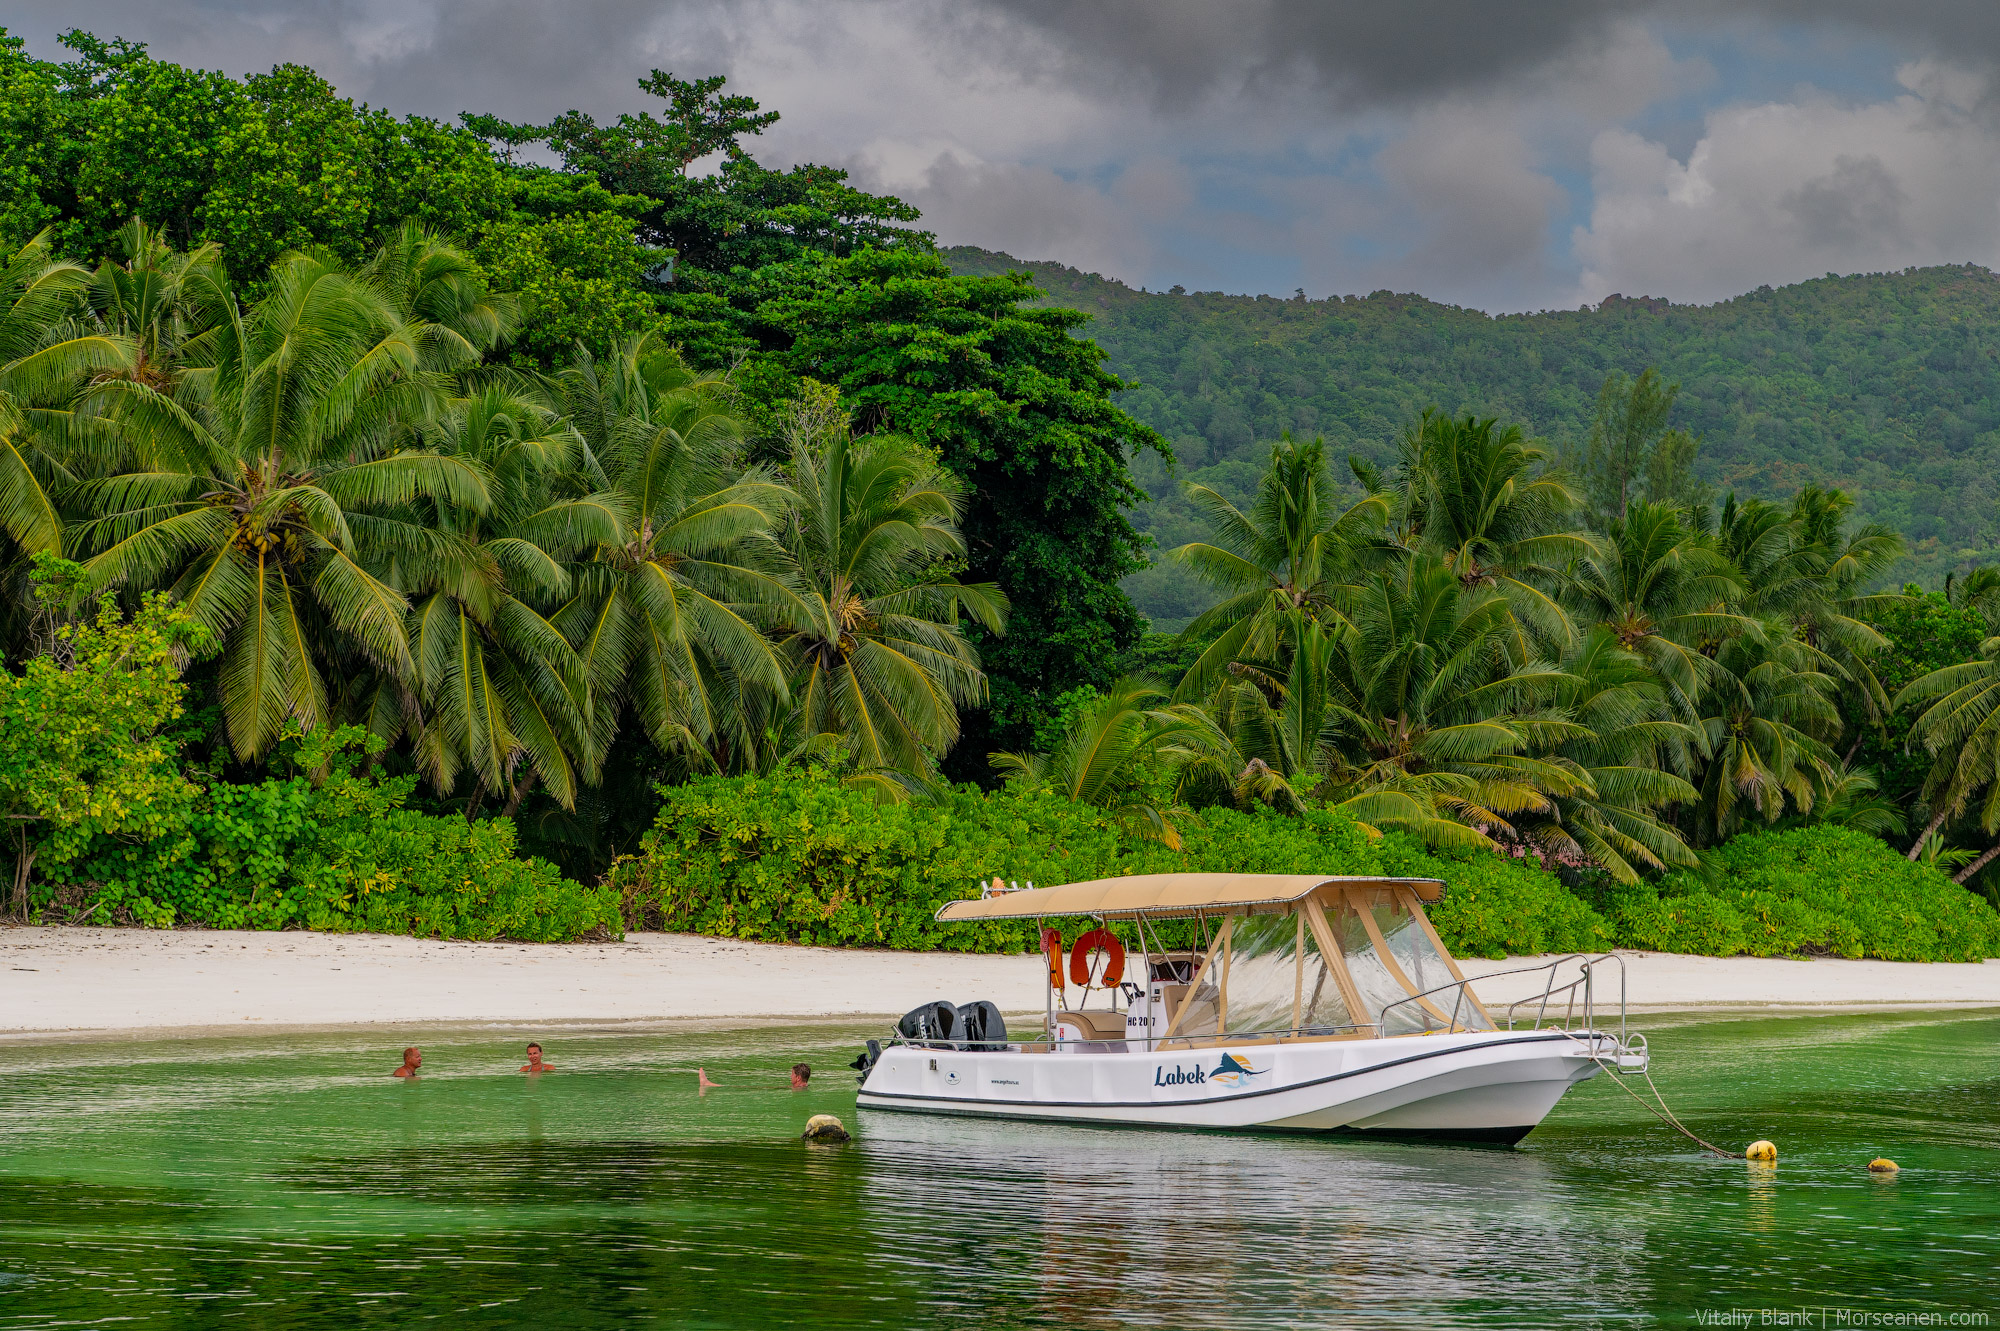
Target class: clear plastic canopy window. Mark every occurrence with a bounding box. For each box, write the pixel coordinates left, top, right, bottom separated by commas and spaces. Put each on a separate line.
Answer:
1163, 886, 1491, 1042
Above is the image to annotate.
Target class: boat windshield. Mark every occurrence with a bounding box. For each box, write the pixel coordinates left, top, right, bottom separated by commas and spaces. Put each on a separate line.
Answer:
1152, 886, 1492, 1045
1328, 887, 1493, 1035
1212, 913, 1358, 1039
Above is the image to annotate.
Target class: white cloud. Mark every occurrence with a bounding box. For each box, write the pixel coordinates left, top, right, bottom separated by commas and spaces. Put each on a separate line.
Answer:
1572, 59, 2000, 304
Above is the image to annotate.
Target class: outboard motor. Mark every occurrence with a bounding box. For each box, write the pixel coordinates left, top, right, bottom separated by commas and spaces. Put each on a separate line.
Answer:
956, 1000, 1008, 1051
896, 1001, 959, 1046
848, 1038, 883, 1085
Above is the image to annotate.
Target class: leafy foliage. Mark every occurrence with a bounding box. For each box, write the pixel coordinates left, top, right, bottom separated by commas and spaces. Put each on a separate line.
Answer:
0, 574, 201, 912
1593, 826, 2000, 961
38, 726, 621, 940
616, 769, 1998, 962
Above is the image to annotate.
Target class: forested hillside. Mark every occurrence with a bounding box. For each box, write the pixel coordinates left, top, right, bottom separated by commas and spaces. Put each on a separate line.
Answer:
945, 247, 2000, 627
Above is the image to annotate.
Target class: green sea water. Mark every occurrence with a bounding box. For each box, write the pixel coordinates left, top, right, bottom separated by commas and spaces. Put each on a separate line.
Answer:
0, 1009, 1994, 1329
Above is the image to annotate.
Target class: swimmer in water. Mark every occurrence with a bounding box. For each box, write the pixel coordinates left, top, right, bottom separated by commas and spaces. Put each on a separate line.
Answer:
791, 1063, 811, 1090
519, 1042, 551, 1074
697, 1067, 719, 1092
393, 1047, 422, 1078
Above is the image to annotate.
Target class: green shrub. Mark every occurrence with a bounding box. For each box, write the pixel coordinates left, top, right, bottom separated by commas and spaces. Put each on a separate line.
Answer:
39, 729, 621, 942
1381, 841, 1614, 959
1603, 826, 2000, 961
617, 769, 1593, 957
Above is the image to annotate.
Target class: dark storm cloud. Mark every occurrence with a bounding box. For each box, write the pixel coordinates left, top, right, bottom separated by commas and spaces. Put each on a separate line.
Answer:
10, 0, 1997, 123
985, 0, 2000, 107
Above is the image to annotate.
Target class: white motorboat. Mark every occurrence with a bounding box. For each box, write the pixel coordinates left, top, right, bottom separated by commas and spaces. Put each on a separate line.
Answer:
853, 873, 1648, 1145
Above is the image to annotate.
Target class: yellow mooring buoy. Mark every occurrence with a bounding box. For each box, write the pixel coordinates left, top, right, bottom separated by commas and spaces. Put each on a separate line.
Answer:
1745, 1140, 1778, 1161
1868, 1157, 1899, 1174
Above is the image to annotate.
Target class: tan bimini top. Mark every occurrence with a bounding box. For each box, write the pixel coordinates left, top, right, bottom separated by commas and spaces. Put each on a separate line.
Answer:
934, 873, 1446, 923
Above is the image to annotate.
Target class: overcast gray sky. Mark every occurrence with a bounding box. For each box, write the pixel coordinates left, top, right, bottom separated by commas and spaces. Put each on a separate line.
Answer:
11, 1, 2000, 310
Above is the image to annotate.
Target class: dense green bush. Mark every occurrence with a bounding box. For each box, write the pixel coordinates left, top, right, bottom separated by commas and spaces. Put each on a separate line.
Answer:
38, 730, 622, 942
622, 772, 2000, 963
1596, 826, 2000, 962
614, 768, 1588, 956
1380, 842, 1613, 960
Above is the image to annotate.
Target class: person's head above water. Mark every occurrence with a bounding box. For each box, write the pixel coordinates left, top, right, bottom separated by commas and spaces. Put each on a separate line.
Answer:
791, 1063, 811, 1090
520, 1042, 550, 1073
393, 1047, 422, 1078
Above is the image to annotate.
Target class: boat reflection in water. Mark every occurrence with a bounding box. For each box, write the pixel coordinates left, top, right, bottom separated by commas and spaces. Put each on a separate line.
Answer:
852, 1108, 1648, 1329
855, 874, 1649, 1144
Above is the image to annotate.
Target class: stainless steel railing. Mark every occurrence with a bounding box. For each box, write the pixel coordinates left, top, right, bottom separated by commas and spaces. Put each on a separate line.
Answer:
1378, 952, 1633, 1047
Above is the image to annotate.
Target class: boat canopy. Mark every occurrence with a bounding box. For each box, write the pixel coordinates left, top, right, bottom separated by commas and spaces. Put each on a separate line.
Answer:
934, 873, 1446, 923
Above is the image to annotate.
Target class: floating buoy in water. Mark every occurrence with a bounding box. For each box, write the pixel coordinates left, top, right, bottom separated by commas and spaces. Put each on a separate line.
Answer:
1745, 1140, 1778, 1161
802, 1114, 852, 1143
1868, 1157, 1899, 1174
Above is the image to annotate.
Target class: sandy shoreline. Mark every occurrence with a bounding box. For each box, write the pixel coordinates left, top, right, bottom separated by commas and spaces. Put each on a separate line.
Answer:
2, 927, 1997, 1037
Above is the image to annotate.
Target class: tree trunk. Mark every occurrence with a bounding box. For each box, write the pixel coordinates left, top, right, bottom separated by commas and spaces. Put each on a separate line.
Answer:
1842, 734, 1864, 767
501, 770, 540, 821
464, 788, 485, 825
1908, 804, 1952, 861
1954, 840, 2000, 885
12, 826, 35, 921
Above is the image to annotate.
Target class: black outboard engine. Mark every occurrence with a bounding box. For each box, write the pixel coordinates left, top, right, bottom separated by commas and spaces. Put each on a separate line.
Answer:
956, 1000, 1008, 1051
848, 1038, 883, 1085
896, 1001, 959, 1046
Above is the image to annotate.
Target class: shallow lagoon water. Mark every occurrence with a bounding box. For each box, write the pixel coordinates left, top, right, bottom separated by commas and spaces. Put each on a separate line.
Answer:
0, 1010, 1995, 1328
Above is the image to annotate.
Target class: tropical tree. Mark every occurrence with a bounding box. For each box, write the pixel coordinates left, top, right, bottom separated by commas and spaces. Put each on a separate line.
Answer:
84, 218, 222, 396
73, 246, 493, 759
552, 333, 794, 768
991, 674, 1215, 847
1563, 501, 1753, 719
769, 386, 1006, 775
1720, 487, 1905, 731
0, 231, 134, 557
1509, 627, 1699, 881
1691, 636, 1841, 844
1314, 555, 1593, 850
1897, 637, 2000, 879
384, 384, 595, 815
1167, 431, 1387, 700
1383, 410, 1596, 648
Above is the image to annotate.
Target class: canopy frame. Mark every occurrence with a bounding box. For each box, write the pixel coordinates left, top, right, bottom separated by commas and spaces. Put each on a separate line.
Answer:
934, 873, 1447, 924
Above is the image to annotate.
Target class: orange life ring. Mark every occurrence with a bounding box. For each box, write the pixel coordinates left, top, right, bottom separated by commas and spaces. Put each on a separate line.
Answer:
1069, 928, 1126, 987
1040, 928, 1065, 991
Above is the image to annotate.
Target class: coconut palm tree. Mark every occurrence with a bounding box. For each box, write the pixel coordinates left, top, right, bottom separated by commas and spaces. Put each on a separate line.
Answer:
84, 218, 223, 396
0, 231, 135, 556
991, 674, 1216, 847
383, 383, 596, 814
1315, 555, 1593, 850
1896, 636, 2000, 877
1511, 627, 1700, 881
769, 387, 1006, 775
1386, 409, 1596, 650
1564, 501, 1754, 719
72, 248, 490, 759
1720, 487, 1905, 732
552, 333, 796, 768
1692, 636, 1841, 844
1167, 431, 1388, 701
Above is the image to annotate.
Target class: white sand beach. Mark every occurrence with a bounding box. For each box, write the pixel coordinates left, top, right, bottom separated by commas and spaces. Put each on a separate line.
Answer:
2, 927, 1997, 1037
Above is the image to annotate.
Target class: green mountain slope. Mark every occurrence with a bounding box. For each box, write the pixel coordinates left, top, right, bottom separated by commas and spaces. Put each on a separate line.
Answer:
945, 246, 2000, 628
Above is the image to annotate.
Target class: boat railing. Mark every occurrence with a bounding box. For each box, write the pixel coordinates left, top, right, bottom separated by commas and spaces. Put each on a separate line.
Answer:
1379, 952, 1634, 1051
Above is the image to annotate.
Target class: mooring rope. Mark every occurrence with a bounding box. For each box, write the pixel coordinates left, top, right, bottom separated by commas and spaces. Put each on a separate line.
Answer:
1563, 1031, 1744, 1159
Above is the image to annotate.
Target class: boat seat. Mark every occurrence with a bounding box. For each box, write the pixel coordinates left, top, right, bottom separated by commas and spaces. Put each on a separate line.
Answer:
1053, 1010, 1129, 1040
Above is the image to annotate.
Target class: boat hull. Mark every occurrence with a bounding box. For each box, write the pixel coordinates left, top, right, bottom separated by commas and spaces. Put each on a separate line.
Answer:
856, 1029, 1611, 1144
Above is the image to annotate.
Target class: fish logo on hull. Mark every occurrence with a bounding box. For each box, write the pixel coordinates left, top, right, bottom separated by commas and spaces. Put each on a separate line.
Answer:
1208, 1052, 1270, 1086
